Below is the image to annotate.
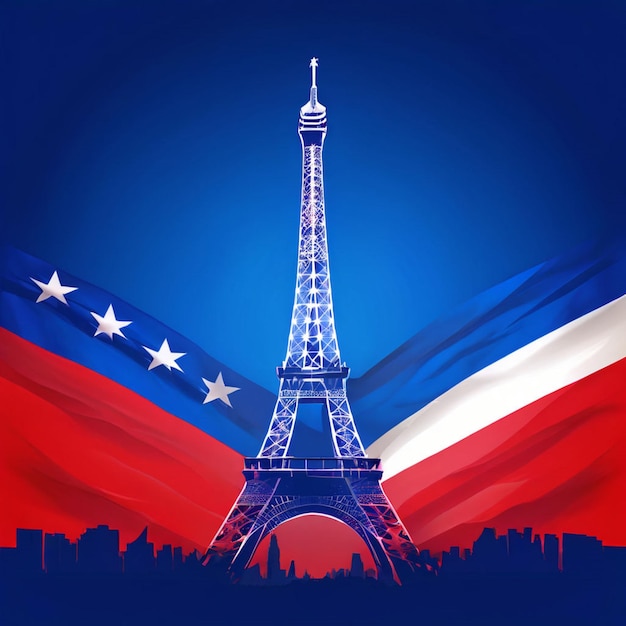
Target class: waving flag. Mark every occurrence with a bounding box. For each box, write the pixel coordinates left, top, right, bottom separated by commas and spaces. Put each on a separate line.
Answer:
1, 239, 625, 568
0, 247, 274, 551
352, 237, 626, 554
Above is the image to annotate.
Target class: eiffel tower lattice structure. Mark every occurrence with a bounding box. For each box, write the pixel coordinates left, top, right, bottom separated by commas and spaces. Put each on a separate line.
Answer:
203, 59, 424, 583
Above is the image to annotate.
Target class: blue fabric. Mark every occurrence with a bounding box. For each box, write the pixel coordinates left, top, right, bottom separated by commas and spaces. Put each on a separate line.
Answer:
348, 237, 626, 444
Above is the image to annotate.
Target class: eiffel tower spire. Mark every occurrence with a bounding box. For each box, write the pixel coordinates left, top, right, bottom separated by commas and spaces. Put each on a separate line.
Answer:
284, 55, 333, 371
308, 56, 319, 107
203, 60, 425, 583
259, 57, 364, 458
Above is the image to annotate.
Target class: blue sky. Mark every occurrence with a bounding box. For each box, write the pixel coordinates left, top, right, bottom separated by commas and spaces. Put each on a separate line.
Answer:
2, 0, 624, 390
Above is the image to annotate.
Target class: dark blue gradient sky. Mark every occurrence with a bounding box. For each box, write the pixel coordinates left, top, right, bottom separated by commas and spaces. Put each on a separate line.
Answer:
2, 0, 625, 390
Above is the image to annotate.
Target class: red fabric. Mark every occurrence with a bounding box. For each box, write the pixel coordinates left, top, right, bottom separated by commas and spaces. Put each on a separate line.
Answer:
385, 356, 626, 556
0, 328, 243, 552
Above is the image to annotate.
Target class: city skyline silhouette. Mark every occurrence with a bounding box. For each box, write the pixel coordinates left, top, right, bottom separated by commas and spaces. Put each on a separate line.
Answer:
2, 523, 625, 582
2, 522, 624, 625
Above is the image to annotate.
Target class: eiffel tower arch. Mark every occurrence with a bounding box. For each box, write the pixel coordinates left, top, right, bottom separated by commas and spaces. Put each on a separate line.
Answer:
203, 59, 425, 583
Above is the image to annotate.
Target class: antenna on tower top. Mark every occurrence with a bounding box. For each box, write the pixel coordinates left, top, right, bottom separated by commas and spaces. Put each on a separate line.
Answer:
309, 57, 319, 107
310, 57, 318, 87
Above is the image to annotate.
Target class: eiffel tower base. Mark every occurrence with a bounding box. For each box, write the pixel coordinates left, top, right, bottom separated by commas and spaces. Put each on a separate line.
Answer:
203, 457, 428, 584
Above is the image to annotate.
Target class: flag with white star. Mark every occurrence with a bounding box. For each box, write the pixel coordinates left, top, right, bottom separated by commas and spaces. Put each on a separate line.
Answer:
0, 246, 351, 552
0, 246, 278, 456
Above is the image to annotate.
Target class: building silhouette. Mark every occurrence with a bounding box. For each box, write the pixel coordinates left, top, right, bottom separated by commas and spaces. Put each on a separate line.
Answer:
603, 545, 626, 578
562, 532, 603, 575
173, 546, 184, 571
0, 529, 43, 575
266, 534, 284, 582
544, 533, 559, 570
77, 525, 122, 574
124, 527, 155, 574
349, 553, 364, 578
44, 533, 77, 573
156, 544, 174, 573
16, 529, 43, 574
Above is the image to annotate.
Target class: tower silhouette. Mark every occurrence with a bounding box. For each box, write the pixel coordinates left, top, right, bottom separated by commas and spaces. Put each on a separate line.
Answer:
267, 535, 283, 582
203, 59, 422, 583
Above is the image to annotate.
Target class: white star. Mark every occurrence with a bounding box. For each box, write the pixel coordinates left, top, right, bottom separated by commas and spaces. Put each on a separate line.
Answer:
30, 271, 78, 305
202, 372, 240, 408
143, 339, 185, 372
90, 304, 132, 340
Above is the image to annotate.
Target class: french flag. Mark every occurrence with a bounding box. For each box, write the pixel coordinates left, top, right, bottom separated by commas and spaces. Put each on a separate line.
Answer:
1, 239, 624, 573
353, 236, 626, 557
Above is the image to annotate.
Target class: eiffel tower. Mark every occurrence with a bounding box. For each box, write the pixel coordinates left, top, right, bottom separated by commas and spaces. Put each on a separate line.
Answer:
203, 59, 423, 583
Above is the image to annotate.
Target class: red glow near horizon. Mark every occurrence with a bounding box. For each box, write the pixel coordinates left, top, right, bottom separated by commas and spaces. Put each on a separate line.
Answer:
248, 514, 376, 579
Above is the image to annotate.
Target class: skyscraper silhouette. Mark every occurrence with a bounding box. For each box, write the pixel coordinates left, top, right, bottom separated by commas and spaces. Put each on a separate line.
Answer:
350, 553, 365, 578
124, 527, 155, 574
267, 534, 283, 582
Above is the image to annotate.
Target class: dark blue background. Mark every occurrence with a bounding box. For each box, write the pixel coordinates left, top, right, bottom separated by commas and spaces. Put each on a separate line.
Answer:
2, 0, 624, 390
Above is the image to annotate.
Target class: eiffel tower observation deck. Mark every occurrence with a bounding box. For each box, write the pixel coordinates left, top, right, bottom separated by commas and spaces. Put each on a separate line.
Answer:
203, 59, 425, 583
